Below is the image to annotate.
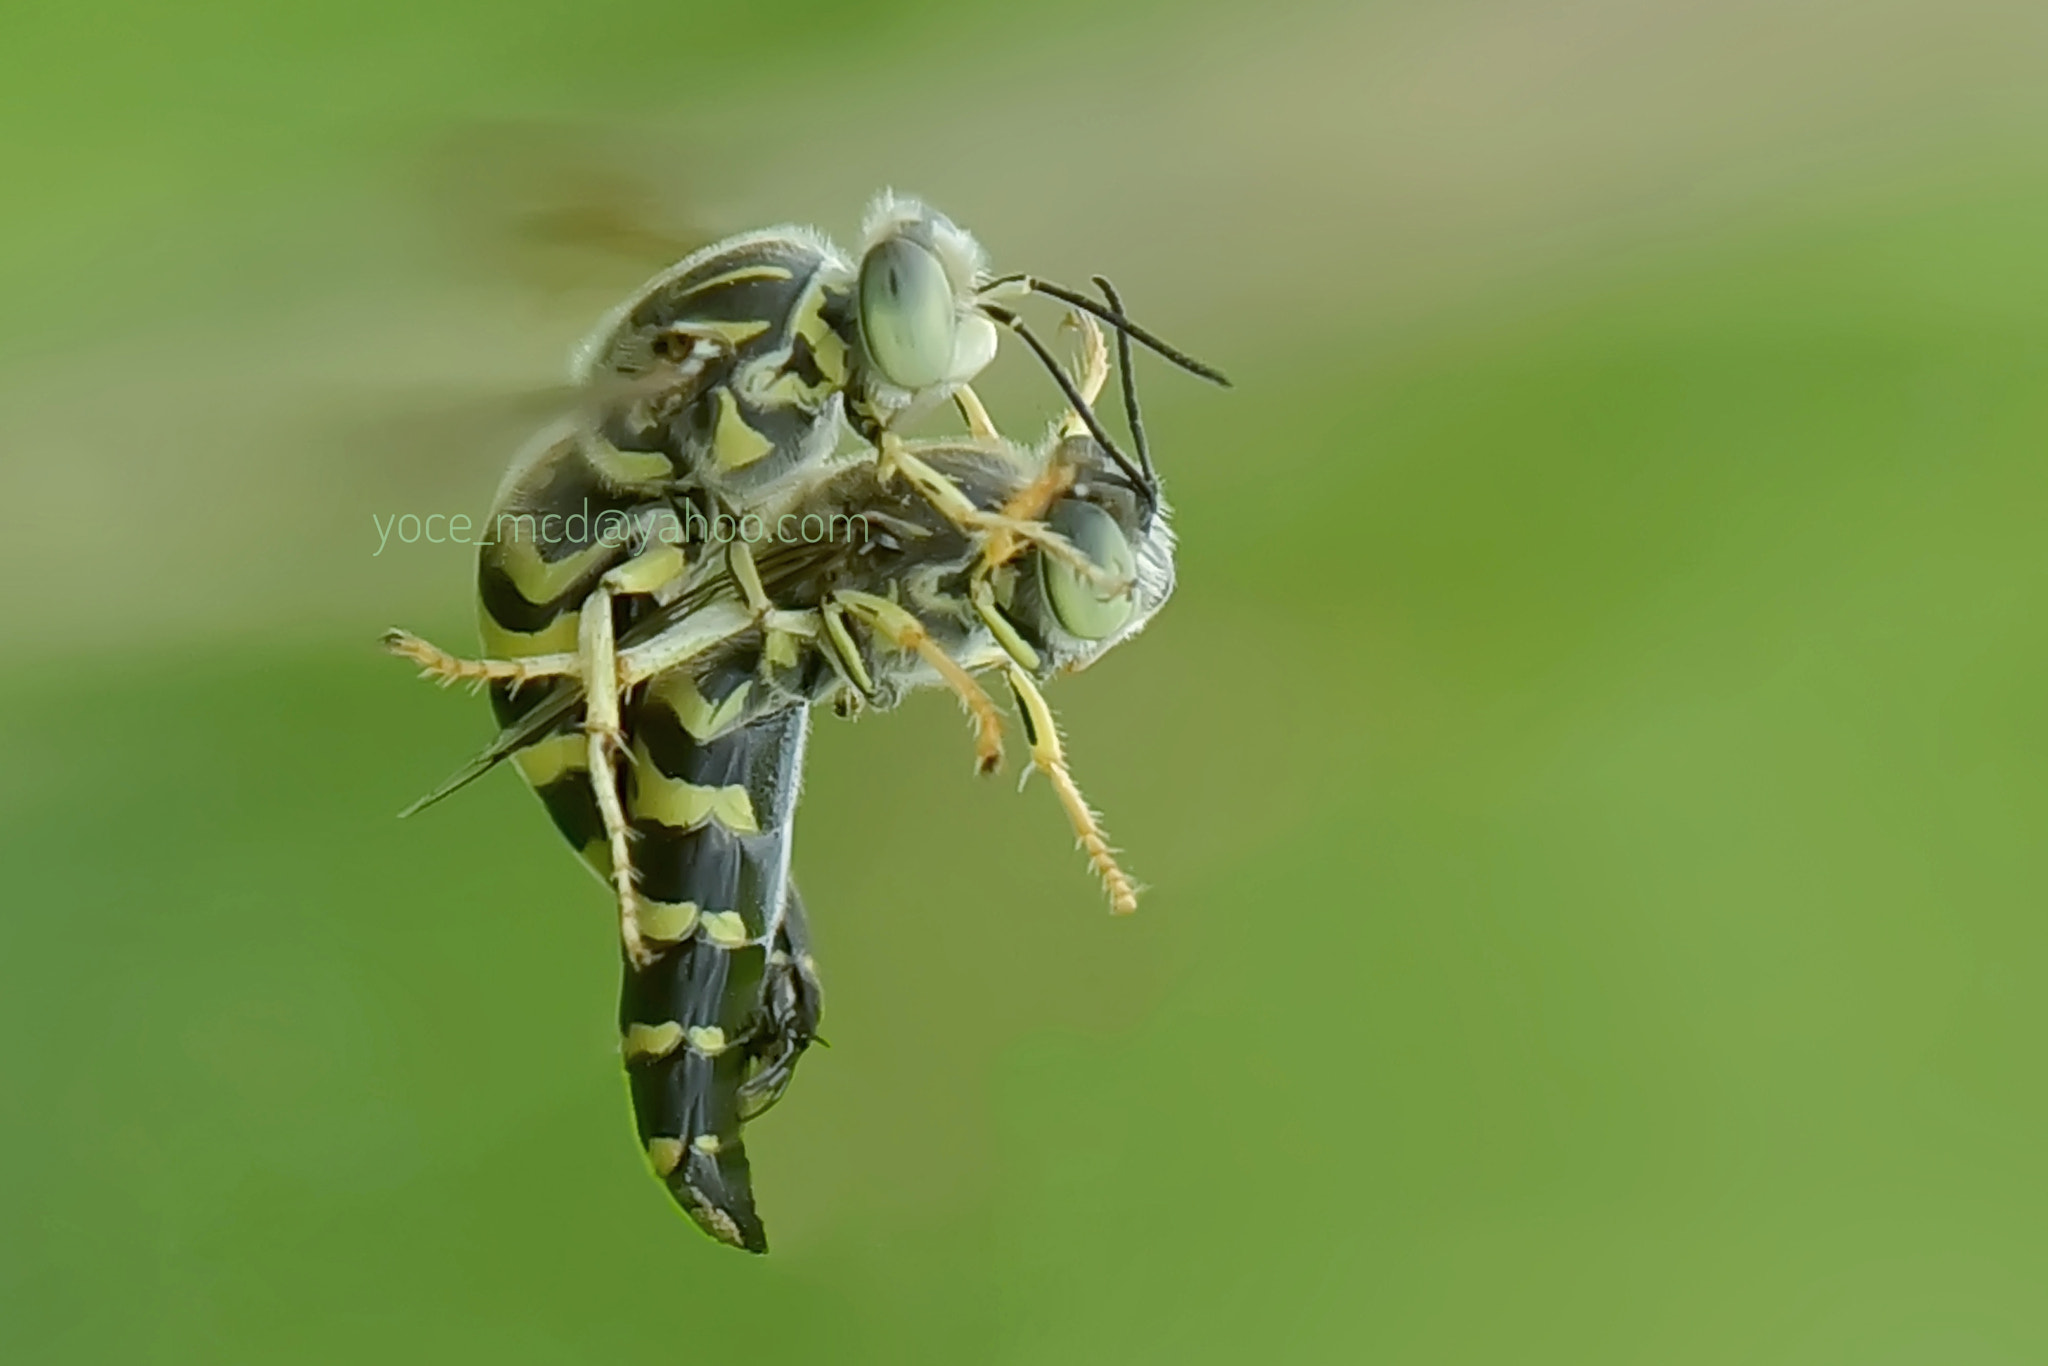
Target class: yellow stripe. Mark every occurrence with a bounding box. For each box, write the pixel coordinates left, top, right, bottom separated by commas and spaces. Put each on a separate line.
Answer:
633, 899, 700, 944
683, 264, 793, 294
636, 777, 761, 832
624, 1022, 685, 1062
710, 390, 775, 470
605, 542, 687, 595
584, 441, 674, 488
747, 370, 831, 409
701, 911, 750, 948
511, 733, 586, 787
763, 629, 799, 670
684, 318, 771, 347
493, 534, 615, 608
651, 672, 752, 742
794, 293, 850, 388
647, 1137, 684, 1176
632, 746, 760, 832
479, 610, 581, 658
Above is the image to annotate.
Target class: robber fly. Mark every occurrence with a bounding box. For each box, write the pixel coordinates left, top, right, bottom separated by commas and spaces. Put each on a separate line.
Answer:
386, 187, 1220, 1249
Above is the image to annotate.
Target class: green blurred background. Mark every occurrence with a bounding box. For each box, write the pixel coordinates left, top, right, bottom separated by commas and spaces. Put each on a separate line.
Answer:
4, 0, 2046, 1360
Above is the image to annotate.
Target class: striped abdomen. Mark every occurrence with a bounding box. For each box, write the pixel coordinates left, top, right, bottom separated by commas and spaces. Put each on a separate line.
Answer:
477, 428, 652, 868
618, 663, 818, 1251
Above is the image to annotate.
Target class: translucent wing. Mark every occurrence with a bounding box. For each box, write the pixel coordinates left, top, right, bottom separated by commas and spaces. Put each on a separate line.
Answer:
412, 118, 715, 298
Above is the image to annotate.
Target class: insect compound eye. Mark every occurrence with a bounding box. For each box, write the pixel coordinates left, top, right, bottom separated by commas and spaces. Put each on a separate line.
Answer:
858, 235, 959, 392
1039, 499, 1137, 640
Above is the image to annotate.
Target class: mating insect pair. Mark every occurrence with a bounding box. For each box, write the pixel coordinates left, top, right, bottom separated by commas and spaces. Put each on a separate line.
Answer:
386, 193, 1223, 1250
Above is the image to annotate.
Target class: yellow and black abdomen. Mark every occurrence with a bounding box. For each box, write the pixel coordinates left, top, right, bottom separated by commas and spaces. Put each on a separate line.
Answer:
475, 429, 655, 869
471, 446, 828, 1246
617, 655, 819, 1252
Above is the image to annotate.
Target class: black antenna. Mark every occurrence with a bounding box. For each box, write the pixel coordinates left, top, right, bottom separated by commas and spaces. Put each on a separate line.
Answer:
1091, 275, 1154, 497
979, 302, 1157, 522
977, 273, 1230, 387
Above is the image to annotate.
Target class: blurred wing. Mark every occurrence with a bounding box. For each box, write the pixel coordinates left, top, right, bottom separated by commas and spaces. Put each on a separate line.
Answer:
413, 118, 717, 298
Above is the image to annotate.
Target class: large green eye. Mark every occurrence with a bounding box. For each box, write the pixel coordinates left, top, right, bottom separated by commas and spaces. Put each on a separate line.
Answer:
1040, 500, 1136, 640
858, 237, 957, 391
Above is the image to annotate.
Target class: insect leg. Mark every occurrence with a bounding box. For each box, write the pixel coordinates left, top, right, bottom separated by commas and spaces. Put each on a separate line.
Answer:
952, 385, 1001, 441
1056, 311, 1110, 439
580, 542, 696, 968
616, 599, 758, 686
976, 456, 1080, 582
881, 440, 1130, 596
963, 447, 1103, 674
736, 881, 823, 1121
818, 598, 877, 701
968, 579, 1041, 673
834, 589, 1005, 774
1005, 664, 1139, 914
725, 541, 821, 676
976, 303, 1151, 514
577, 583, 648, 966
383, 628, 583, 689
